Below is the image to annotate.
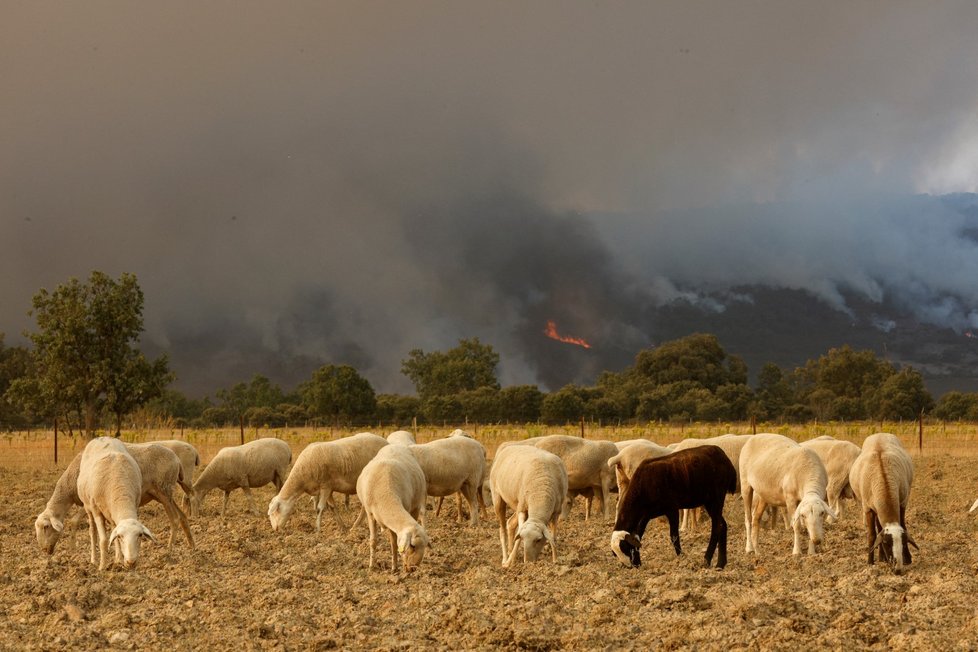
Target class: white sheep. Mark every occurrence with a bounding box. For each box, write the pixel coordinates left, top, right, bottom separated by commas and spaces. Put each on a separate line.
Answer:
76, 437, 157, 570
800, 436, 861, 523
740, 433, 836, 556
613, 438, 653, 451
849, 433, 918, 572
153, 440, 201, 515
354, 444, 429, 571
191, 438, 292, 516
606, 440, 673, 515
489, 444, 568, 567
268, 432, 388, 532
36, 441, 194, 554
500, 435, 617, 521
387, 430, 416, 446
409, 430, 487, 526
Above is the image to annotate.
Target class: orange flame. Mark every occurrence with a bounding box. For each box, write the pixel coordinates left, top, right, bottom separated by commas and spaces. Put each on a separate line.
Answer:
544, 320, 592, 349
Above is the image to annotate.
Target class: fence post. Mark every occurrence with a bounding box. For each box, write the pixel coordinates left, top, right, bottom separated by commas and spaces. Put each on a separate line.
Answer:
918, 409, 924, 455
239, 415, 245, 445
580, 415, 585, 438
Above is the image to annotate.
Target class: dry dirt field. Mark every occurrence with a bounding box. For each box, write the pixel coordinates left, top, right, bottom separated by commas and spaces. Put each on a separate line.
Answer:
4, 428, 978, 650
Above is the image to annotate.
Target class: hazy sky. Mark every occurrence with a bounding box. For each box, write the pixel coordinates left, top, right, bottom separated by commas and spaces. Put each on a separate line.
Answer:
4, 3, 978, 395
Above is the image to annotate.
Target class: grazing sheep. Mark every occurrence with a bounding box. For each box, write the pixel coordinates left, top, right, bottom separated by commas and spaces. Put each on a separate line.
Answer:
489, 444, 568, 567
354, 445, 429, 572
153, 440, 200, 515
125, 443, 195, 548
192, 438, 292, 516
606, 440, 674, 516
36, 442, 194, 554
409, 430, 487, 526
800, 436, 861, 522
614, 438, 653, 451
387, 430, 416, 446
76, 437, 157, 570
672, 434, 752, 530
740, 433, 836, 556
268, 432, 388, 532
611, 446, 737, 569
849, 433, 918, 573
501, 435, 617, 521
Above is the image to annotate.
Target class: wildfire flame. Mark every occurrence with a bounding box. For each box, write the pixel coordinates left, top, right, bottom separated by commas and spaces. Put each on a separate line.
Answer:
544, 320, 592, 349
966, 330, 976, 339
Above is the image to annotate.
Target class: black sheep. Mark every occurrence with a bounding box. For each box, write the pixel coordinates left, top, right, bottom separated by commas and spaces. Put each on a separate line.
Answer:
610, 445, 737, 569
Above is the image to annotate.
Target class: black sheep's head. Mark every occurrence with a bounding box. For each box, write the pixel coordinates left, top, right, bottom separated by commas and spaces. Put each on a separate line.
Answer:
611, 530, 642, 567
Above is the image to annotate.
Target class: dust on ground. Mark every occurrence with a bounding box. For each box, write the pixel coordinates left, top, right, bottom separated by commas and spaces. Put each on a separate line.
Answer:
3, 452, 978, 650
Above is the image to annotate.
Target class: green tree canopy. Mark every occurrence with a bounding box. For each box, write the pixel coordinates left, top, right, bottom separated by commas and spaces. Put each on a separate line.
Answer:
12, 271, 170, 436
634, 333, 748, 390
401, 338, 500, 400
299, 365, 377, 424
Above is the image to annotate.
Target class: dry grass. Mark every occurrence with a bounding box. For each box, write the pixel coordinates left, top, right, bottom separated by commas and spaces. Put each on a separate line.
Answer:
5, 420, 978, 471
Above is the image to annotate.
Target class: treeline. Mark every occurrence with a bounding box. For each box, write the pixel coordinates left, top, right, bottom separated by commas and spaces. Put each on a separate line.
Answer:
0, 271, 971, 434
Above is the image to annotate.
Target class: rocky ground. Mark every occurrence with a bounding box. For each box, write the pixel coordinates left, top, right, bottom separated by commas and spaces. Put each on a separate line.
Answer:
4, 445, 978, 650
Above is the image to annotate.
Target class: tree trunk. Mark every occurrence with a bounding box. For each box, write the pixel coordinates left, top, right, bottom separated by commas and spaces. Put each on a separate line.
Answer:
84, 402, 97, 438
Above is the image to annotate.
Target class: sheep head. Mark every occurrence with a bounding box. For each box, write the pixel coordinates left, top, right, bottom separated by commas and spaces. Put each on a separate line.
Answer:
611, 530, 642, 567
34, 510, 64, 555
872, 523, 916, 573
515, 520, 552, 563
397, 525, 429, 570
108, 519, 157, 569
792, 495, 835, 554
267, 496, 295, 532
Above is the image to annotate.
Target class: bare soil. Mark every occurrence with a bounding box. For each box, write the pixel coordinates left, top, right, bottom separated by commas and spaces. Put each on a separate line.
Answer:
4, 451, 978, 650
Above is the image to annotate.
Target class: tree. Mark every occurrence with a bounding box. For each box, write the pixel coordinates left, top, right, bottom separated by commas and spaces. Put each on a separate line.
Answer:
933, 391, 978, 421
497, 385, 544, 423
870, 368, 934, 421
299, 365, 376, 424
0, 335, 33, 429
401, 338, 500, 400
634, 333, 748, 390
376, 394, 421, 425
13, 272, 170, 436
755, 362, 792, 420
540, 385, 586, 424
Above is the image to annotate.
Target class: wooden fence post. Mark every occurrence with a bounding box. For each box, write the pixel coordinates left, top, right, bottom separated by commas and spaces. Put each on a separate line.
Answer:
239, 415, 245, 445
580, 415, 585, 438
918, 409, 924, 455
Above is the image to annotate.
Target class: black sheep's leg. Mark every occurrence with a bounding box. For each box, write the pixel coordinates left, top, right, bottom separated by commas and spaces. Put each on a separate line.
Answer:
716, 510, 728, 569
704, 503, 719, 567
666, 510, 682, 556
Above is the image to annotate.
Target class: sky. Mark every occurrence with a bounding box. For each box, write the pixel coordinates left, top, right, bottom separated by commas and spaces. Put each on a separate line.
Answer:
4, 2, 978, 396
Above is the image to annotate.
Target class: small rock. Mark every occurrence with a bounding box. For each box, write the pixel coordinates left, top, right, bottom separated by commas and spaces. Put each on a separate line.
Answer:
108, 630, 130, 645
64, 604, 85, 622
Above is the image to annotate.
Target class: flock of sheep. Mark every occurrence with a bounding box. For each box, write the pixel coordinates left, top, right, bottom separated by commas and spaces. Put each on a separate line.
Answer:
33, 427, 925, 575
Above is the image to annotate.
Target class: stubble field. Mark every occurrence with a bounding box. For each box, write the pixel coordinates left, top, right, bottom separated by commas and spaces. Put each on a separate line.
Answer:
3, 424, 978, 650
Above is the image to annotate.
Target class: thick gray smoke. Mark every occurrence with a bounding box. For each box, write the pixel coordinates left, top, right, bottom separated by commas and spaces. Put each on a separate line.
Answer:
4, 4, 978, 395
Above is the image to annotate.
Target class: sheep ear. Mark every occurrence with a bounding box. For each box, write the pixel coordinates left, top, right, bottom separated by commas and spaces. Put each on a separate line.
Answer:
906, 532, 919, 551
109, 527, 120, 545
790, 506, 801, 527
50, 518, 64, 533
823, 502, 838, 521
141, 526, 158, 543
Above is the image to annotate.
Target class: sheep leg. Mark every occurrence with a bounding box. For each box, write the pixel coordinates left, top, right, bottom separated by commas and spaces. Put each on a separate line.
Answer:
463, 486, 479, 526
787, 498, 803, 556
94, 515, 109, 571
388, 528, 398, 572
742, 485, 755, 553
664, 510, 681, 556
435, 496, 444, 518
549, 517, 559, 563
900, 505, 912, 565
709, 501, 729, 569
750, 496, 767, 555
242, 487, 259, 515
493, 495, 509, 564
325, 494, 349, 531
86, 510, 98, 566
865, 509, 878, 564
367, 513, 377, 570
221, 491, 231, 517
154, 488, 194, 549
